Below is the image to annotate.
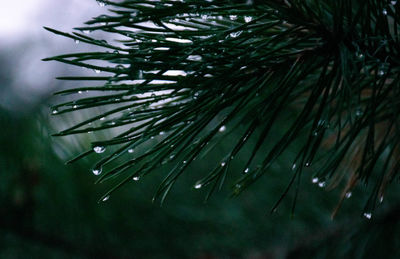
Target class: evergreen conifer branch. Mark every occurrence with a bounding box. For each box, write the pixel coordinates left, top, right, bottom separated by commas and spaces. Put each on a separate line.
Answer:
45, 0, 400, 217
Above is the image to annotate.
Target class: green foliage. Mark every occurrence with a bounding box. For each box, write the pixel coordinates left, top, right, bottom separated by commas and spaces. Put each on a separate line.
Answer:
45, 0, 399, 215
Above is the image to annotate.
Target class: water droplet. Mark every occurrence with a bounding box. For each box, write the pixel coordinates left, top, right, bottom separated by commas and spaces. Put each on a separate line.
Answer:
100, 117, 106, 121
312, 130, 318, 136
132, 176, 140, 181
93, 146, 106, 153
291, 163, 297, 170
235, 183, 241, 188
229, 31, 241, 38
183, 160, 187, 164
244, 16, 253, 23
219, 125, 226, 132
201, 14, 209, 20
345, 192, 352, 198
312, 177, 319, 183
229, 15, 237, 20
379, 195, 384, 203
355, 108, 363, 117
128, 149, 134, 153
102, 195, 110, 202
159, 131, 165, 135
391, 0, 397, 5
52, 108, 58, 114
378, 69, 385, 76
92, 167, 102, 175
94, 69, 101, 74
74, 39, 80, 44
73, 105, 78, 109
97, 0, 105, 7
363, 212, 372, 219
194, 183, 202, 189
83, 30, 91, 34
221, 162, 226, 167
382, 8, 388, 15
243, 168, 250, 174
305, 162, 311, 167
318, 181, 326, 188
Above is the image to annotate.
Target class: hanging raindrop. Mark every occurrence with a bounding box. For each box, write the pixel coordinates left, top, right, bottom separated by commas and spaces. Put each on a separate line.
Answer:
229, 15, 237, 20
345, 192, 352, 198
312, 177, 319, 183
243, 168, 250, 174
194, 183, 202, 189
377, 63, 388, 77
94, 69, 101, 74
97, 1, 106, 7
219, 125, 226, 132
93, 146, 106, 153
132, 176, 140, 181
291, 163, 297, 170
74, 39, 80, 44
382, 8, 388, 15
363, 212, 372, 219
355, 108, 363, 117
391, 0, 397, 5
229, 31, 241, 38
52, 108, 58, 114
128, 149, 134, 153
92, 167, 102, 175
318, 181, 326, 188
102, 195, 110, 202
244, 16, 252, 23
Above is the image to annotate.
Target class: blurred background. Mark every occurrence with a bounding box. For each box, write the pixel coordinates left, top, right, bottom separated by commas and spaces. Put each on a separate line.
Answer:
1, 1, 399, 258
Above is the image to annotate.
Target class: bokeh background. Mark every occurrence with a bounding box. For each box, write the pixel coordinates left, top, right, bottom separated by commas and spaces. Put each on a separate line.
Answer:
1, 1, 400, 258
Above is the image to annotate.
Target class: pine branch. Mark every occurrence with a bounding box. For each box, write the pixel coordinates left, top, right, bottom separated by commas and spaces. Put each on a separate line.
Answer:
45, 0, 400, 217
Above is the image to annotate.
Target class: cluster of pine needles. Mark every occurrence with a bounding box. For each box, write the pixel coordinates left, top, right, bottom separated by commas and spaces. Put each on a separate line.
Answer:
45, 0, 400, 217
